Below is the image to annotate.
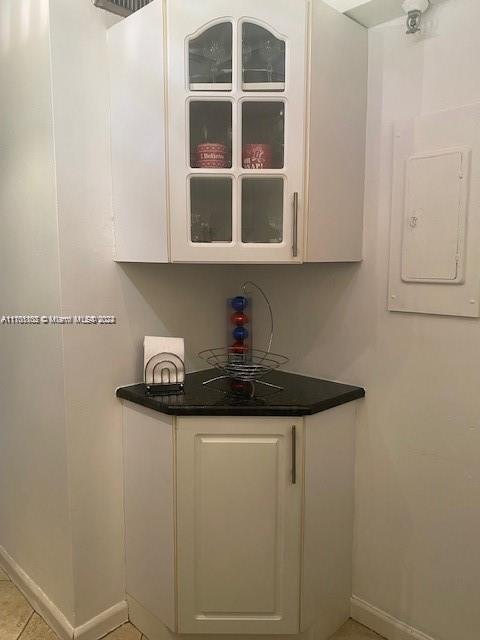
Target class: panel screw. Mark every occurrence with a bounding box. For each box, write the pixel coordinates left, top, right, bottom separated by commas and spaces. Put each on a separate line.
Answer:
408, 215, 418, 228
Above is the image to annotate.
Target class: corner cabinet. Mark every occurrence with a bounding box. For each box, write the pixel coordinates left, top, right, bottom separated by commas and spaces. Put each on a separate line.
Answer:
122, 403, 358, 640
108, 0, 367, 263
176, 418, 302, 634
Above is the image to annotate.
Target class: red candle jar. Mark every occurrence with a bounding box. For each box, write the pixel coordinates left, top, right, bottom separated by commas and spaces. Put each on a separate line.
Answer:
196, 142, 227, 169
242, 143, 273, 169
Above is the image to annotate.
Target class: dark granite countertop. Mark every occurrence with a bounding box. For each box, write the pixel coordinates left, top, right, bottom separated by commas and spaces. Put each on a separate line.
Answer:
116, 369, 365, 417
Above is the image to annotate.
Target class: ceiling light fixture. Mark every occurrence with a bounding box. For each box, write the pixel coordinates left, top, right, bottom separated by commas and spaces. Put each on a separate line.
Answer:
402, 0, 430, 34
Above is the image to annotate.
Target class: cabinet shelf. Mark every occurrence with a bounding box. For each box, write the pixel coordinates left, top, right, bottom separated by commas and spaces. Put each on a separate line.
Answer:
189, 81, 285, 91
188, 167, 233, 173
242, 81, 285, 91
238, 169, 285, 174
189, 82, 233, 91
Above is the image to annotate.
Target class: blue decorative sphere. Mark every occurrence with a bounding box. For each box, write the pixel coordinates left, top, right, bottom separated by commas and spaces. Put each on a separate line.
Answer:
233, 325, 248, 341
231, 296, 248, 312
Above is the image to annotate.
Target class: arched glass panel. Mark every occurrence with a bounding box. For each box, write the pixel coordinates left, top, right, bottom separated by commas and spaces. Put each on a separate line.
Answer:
242, 22, 285, 91
189, 22, 232, 91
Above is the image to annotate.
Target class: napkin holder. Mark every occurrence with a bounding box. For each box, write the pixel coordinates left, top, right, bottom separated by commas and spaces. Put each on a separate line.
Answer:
144, 337, 185, 396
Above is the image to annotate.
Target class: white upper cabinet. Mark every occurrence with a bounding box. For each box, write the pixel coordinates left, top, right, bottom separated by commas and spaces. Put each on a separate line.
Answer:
108, 0, 367, 263
108, 0, 169, 263
168, 0, 307, 263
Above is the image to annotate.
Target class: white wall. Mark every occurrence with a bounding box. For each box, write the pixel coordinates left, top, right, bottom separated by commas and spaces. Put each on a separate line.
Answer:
226, 2, 480, 639
352, 5, 480, 638
48, 0, 127, 623
0, 0, 75, 622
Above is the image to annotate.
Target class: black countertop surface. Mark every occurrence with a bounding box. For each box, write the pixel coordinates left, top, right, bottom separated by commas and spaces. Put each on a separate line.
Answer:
116, 369, 365, 417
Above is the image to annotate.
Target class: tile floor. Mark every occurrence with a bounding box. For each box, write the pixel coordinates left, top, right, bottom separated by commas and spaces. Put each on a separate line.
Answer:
0, 568, 143, 640
330, 619, 385, 639
0, 566, 383, 640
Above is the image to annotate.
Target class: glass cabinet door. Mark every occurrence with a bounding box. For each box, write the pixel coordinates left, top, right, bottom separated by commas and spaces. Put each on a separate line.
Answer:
168, 0, 306, 262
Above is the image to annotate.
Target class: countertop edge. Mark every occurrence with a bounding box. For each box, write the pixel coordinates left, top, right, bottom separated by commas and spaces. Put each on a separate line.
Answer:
306, 388, 366, 414
116, 383, 365, 417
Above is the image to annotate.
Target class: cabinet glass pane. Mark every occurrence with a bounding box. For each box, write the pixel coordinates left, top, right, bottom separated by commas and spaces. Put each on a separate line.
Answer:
189, 23, 232, 91
241, 178, 283, 244
242, 23, 285, 91
190, 177, 232, 243
242, 102, 284, 169
190, 101, 232, 169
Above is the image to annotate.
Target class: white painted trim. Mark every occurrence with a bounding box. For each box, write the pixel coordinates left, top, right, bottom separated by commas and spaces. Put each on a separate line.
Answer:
0, 544, 73, 640
351, 596, 437, 640
0, 544, 128, 640
74, 601, 128, 640
127, 594, 173, 640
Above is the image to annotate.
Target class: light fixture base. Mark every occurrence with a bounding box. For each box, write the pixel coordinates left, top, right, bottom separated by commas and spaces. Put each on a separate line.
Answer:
402, 0, 430, 34
406, 9, 422, 33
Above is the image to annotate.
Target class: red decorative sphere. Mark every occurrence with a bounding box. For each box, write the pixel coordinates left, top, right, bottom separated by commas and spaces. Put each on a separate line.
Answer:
230, 379, 247, 393
230, 379, 252, 396
230, 341, 248, 355
231, 311, 248, 326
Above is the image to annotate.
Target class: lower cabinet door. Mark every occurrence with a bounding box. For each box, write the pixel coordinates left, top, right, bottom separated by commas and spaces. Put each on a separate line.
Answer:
176, 417, 303, 634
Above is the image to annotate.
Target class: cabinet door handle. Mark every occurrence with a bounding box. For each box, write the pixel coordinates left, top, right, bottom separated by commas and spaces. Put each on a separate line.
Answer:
291, 425, 297, 484
292, 192, 299, 258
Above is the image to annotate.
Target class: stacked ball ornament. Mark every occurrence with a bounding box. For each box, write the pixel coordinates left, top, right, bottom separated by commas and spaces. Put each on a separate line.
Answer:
229, 295, 250, 356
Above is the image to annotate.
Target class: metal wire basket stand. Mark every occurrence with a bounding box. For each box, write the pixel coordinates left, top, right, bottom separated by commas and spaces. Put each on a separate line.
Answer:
199, 347, 288, 390
199, 281, 288, 394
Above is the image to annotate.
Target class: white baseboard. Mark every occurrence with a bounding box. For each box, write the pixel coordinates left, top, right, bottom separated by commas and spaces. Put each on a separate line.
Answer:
351, 595, 436, 640
127, 595, 173, 640
0, 544, 127, 640
75, 601, 128, 640
0, 544, 74, 640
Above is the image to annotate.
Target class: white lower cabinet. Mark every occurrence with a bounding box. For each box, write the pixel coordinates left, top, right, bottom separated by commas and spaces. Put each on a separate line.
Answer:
176, 418, 302, 634
123, 403, 357, 640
